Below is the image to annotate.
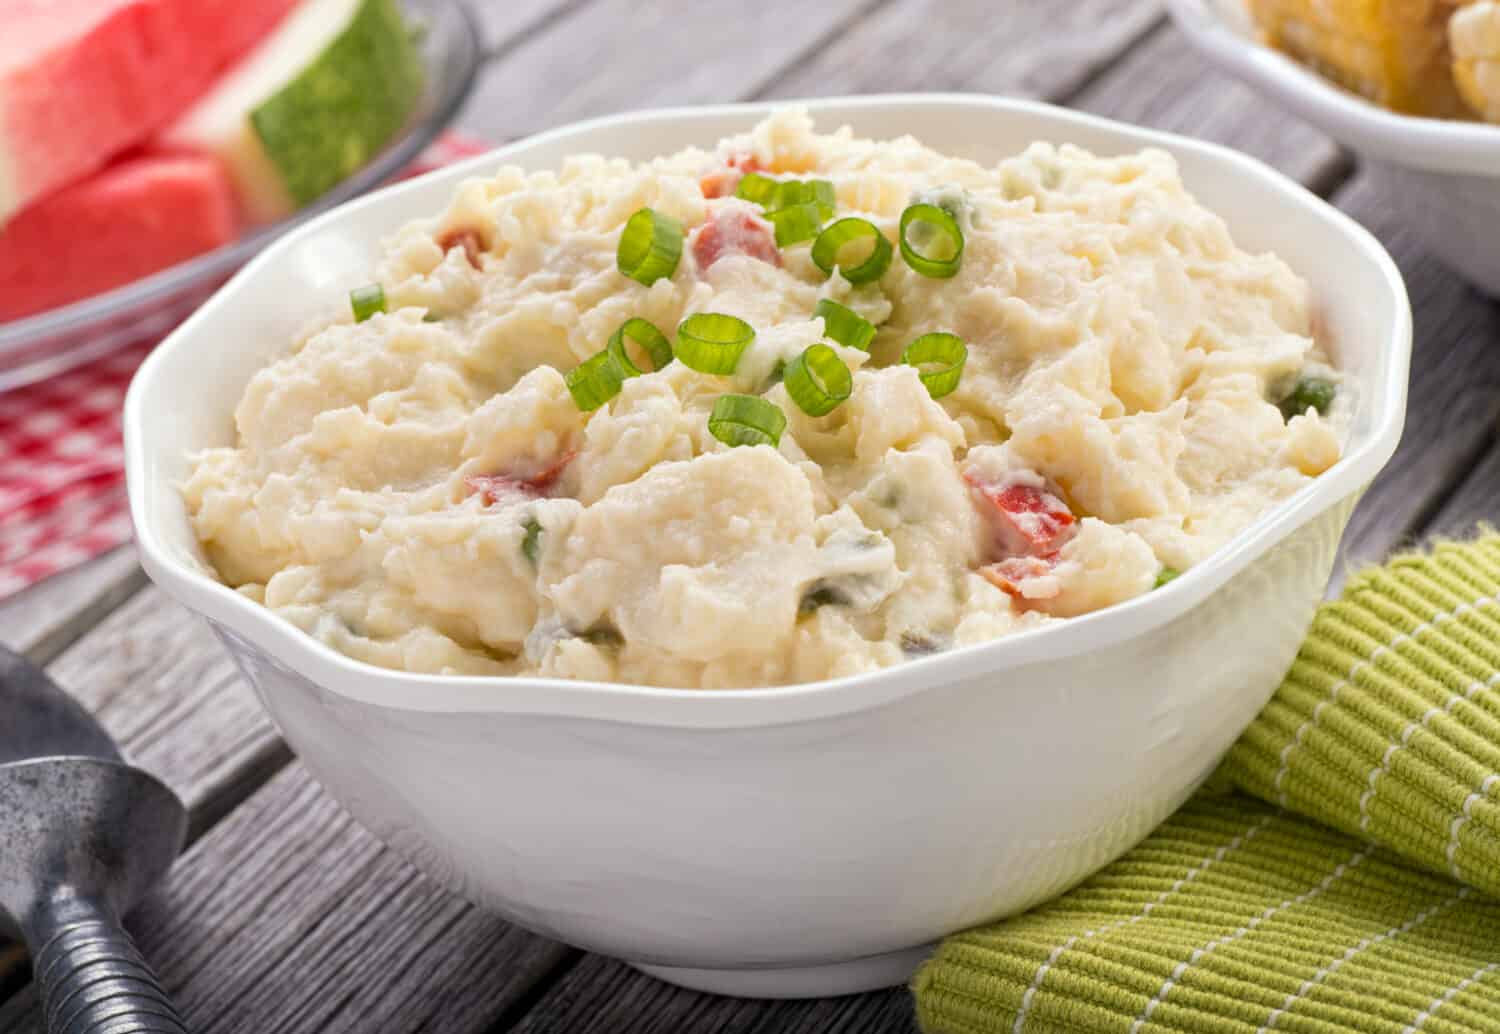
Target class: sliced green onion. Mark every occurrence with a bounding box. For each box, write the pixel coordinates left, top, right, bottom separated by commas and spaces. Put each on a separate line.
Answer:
811, 218, 893, 284
422, 311, 443, 323
350, 284, 386, 322
617, 207, 683, 285
1154, 566, 1180, 589
784, 344, 852, 417
735, 172, 779, 206
899, 203, 964, 278
814, 299, 876, 352
737, 175, 837, 220
1278, 376, 1336, 420
768, 202, 823, 247
521, 517, 543, 567
771, 179, 836, 219
709, 394, 787, 448
901, 332, 967, 399
607, 317, 673, 376
675, 313, 755, 375
566, 350, 628, 411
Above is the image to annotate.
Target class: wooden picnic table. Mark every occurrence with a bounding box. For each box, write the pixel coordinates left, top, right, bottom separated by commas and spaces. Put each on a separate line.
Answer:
2, 2, 1498, 1031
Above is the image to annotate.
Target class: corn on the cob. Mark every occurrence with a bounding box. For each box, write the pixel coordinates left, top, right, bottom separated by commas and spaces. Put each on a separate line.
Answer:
1248, 0, 1471, 117
1450, 2, 1500, 121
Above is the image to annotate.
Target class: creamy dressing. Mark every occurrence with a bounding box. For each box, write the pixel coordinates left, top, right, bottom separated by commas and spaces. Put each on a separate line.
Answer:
183, 110, 1343, 687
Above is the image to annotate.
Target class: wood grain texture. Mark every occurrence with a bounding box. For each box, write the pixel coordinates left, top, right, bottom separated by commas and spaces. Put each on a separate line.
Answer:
1071, 21, 1348, 191
0, 765, 571, 1034
38, 585, 284, 827
508, 954, 914, 1034
1426, 437, 1500, 540
471, 0, 586, 52
1327, 169, 1500, 577
454, 0, 878, 143
0, 585, 286, 1000
762, 0, 1163, 102
0, 545, 144, 662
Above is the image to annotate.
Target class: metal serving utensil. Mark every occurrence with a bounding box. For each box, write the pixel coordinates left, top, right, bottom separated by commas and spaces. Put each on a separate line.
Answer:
0, 645, 190, 1033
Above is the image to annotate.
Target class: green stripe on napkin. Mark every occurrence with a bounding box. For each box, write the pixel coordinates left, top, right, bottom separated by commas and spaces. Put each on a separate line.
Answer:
915, 533, 1500, 1034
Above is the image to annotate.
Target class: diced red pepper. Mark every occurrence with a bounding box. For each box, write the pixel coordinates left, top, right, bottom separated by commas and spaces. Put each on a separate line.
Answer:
979, 555, 1061, 600
699, 153, 764, 198
466, 451, 575, 504
964, 472, 1076, 557
438, 227, 485, 269
692, 209, 781, 271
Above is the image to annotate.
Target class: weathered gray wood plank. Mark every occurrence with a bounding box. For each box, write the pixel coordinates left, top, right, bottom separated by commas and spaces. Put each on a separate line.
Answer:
471, 0, 586, 53
0, 585, 286, 996
1326, 172, 1500, 576
37, 586, 285, 830
0, 545, 144, 662
454, 0, 878, 143
762, 0, 1163, 103
1413, 431, 1500, 542
507, 955, 914, 1034
1071, 21, 1348, 191
0, 765, 571, 1034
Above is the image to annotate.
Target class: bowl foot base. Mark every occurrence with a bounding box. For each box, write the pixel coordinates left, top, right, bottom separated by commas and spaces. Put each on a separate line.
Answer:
628, 943, 936, 999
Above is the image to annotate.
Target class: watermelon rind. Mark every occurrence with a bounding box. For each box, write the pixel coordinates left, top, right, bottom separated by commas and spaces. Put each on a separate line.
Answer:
249, 0, 424, 209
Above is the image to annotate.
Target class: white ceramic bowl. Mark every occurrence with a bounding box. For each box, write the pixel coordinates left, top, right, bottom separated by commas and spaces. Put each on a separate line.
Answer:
124, 95, 1411, 999
1169, 0, 1500, 295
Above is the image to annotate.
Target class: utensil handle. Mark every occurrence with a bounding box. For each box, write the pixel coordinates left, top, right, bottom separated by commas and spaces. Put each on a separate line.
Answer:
29, 893, 187, 1034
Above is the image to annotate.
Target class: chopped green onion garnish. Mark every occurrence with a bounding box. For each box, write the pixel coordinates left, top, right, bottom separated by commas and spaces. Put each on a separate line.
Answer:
521, 517, 543, 567
771, 179, 836, 220
901, 332, 967, 399
737, 175, 837, 220
607, 317, 673, 376
768, 202, 823, 247
899, 203, 964, 278
617, 207, 683, 286
784, 344, 852, 417
1154, 566, 1179, 589
1278, 376, 1336, 420
811, 218, 893, 284
566, 350, 628, 411
709, 394, 787, 448
814, 299, 876, 352
422, 311, 443, 323
675, 313, 755, 375
350, 284, 386, 322
735, 172, 779, 206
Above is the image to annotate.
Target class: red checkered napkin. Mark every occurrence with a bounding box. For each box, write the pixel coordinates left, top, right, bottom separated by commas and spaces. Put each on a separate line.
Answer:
0, 133, 489, 602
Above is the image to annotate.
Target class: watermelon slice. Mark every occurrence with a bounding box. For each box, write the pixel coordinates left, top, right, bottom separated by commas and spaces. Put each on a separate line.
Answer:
0, 0, 298, 223
162, 0, 424, 224
0, 152, 237, 321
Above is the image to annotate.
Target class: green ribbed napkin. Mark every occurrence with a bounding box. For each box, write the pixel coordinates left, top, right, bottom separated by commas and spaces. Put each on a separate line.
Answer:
914, 533, 1500, 1034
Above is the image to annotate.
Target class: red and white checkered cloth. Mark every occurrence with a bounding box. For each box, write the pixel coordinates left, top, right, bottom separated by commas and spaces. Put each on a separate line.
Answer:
0, 133, 489, 602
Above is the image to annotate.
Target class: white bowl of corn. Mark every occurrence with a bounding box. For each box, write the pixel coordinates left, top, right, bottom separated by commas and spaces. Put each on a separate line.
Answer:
1169, 0, 1500, 295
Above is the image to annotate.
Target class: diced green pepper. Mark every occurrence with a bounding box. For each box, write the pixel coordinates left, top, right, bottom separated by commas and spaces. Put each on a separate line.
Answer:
1278, 376, 1336, 421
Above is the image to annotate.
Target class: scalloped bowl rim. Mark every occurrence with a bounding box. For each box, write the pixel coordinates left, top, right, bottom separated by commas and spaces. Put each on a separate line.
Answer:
124, 94, 1411, 728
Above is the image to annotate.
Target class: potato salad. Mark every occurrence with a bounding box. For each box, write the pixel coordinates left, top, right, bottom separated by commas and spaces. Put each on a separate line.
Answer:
183, 110, 1344, 687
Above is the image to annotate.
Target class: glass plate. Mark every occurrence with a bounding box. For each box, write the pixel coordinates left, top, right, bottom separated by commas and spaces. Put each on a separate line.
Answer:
0, 0, 481, 394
